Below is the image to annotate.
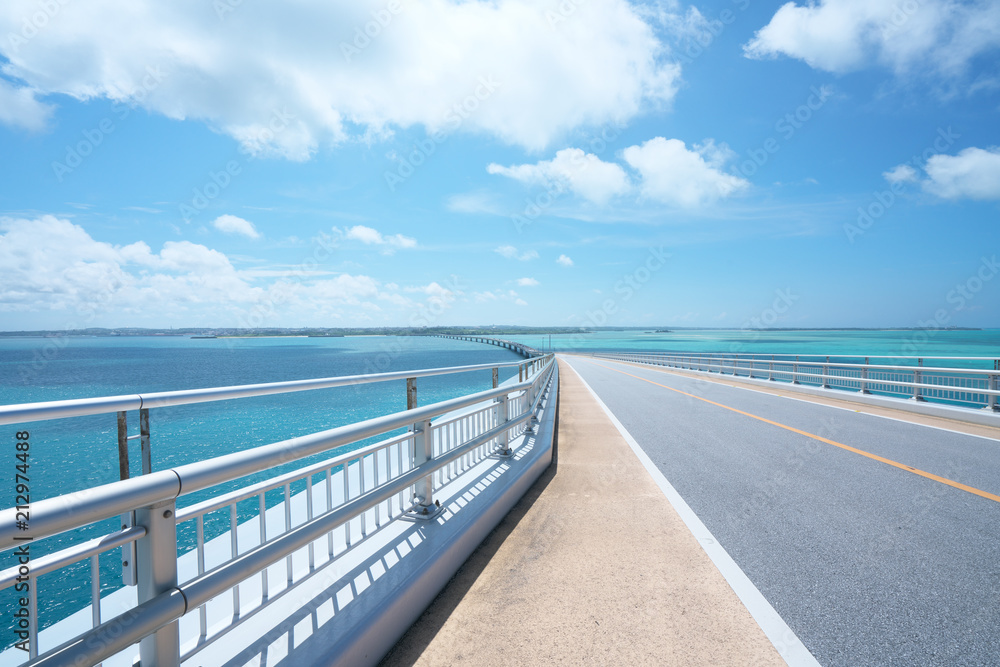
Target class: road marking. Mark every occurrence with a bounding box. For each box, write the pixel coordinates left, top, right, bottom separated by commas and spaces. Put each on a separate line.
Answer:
599, 355, 1000, 443
584, 358, 1000, 505
561, 359, 822, 667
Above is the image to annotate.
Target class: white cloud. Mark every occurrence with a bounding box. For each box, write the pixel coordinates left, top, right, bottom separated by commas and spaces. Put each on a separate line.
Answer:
0, 216, 434, 326
556, 254, 574, 267
0, 0, 680, 153
446, 192, 502, 215
341, 225, 416, 252
0, 78, 54, 131
473, 288, 521, 304
921, 147, 1000, 200
744, 0, 1000, 77
622, 137, 749, 207
516, 277, 539, 287
488, 147, 631, 204
494, 245, 538, 261
515, 298, 528, 306
212, 214, 261, 239
883, 164, 918, 184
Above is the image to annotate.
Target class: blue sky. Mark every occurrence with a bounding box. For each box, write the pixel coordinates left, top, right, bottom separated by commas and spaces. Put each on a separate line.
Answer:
1, 0, 998, 330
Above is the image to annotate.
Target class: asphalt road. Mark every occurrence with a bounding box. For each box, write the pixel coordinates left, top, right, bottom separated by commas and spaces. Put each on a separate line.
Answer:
563, 355, 1000, 667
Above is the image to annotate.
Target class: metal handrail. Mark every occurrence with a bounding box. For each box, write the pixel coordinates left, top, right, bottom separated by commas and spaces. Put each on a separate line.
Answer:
595, 352, 1000, 375
603, 353, 1000, 382
594, 351, 1000, 361
0, 358, 533, 426
0, 354, 556, 667
595, 351, 1000, 410
0, 373, 544, 548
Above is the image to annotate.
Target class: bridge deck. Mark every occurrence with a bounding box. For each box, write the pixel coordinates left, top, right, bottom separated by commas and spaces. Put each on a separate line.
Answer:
380, 359, 785, 666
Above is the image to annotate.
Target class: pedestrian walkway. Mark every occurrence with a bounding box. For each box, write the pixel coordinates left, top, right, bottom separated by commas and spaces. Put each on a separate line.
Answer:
380, 359, 785, 666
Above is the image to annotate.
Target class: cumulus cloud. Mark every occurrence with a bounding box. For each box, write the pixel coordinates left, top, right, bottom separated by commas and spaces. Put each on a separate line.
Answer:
488, 148, 631, 204
212, 214, 260, 239
921, 147, 1000, 200
0, 216, 437, 326
0, 78, 54, 131
556, 254, 574, 267
495, 245, 538, 261
341, 225, 416, 252
883, 164, 918, 184
0, 0, 681, 154
516, 277, 539, 287
622, 137, 749, 207
489, 137, 748, 208
473, 288, 522, 304
744, 0, 1000, 77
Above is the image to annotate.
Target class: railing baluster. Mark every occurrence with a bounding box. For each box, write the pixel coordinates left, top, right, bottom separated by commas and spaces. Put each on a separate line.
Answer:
230, 503, 240, 617
258, 492, 269, 600
28, 571, 38, 659
284, 483, 292, 583
306, 475, 315, 569
326, 469, 335, 557
197, 513, 207, 636
90, 554, 101, 628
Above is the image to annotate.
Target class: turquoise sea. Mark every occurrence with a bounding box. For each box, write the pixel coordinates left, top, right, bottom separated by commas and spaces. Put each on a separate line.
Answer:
508, 329, 1000, 367
1, 329, 998, 645
0, 334, 526, 645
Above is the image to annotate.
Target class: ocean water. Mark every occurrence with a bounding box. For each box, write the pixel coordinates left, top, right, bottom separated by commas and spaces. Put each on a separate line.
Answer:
0, 334, 524, 645
2, 328, 998, 646
509, 329, 1000, 368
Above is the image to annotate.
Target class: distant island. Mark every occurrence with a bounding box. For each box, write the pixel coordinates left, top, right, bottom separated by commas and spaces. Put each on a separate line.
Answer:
0, 325, 984, 337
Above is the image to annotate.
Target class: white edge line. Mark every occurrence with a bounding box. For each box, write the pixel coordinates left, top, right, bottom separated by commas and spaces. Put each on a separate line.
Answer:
560, 356, 822, 667
596, 356, 1000, 444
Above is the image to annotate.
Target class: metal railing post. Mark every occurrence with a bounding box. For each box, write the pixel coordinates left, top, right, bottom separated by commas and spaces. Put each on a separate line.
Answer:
913, 358, 924, 401
496, 393, 511, 456
821, 356, 830, 389
492, 367, 498, 389
768, 355, 774, 381
988, 361, 999, 411
136, 499, 180, 666
792, 356, 799, 384
406, 377, 417, 410
117, 411, 129, 481
860, 357, 870, 394
411, 418, 435, 511
140, 407, 152, 475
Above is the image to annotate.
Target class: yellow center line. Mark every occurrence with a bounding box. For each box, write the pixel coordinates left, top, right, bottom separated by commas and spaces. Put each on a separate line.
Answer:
583, 358, 1000, 505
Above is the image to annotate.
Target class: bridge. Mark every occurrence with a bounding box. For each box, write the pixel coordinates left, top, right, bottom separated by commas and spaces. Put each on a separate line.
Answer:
434, 334, 542, 359
2, 340, 1000, 665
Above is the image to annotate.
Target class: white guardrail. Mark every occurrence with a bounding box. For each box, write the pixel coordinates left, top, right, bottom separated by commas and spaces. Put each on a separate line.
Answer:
0, 353, 555, 666
594, 351, 1000, 411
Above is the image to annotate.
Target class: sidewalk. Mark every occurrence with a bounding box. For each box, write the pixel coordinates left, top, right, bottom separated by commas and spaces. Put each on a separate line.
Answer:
380, 360, 785, 666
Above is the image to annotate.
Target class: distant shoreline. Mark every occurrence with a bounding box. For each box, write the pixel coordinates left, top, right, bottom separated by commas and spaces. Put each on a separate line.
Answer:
0, 326, 988, 338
